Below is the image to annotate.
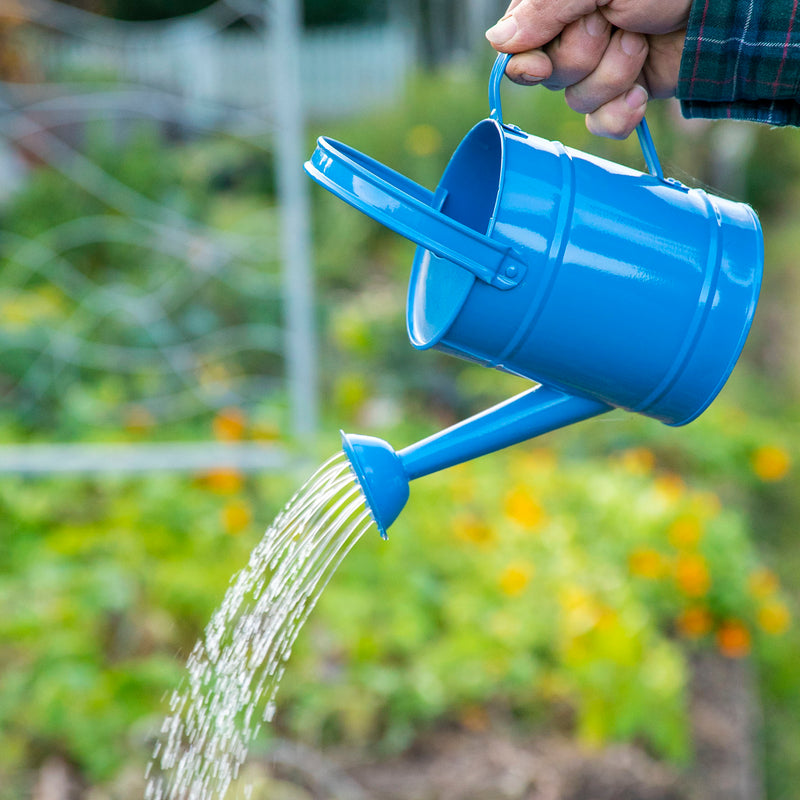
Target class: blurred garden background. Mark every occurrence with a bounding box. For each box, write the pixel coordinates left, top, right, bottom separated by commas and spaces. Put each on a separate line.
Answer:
0, 1, 799, 798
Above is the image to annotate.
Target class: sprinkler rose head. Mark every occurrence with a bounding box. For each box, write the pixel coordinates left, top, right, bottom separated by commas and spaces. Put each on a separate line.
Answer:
341, 431, 409, 540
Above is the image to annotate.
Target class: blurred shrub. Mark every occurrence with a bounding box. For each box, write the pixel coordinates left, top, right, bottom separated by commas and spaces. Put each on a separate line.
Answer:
1, 407, 794, 791
0, 121, 286, 439
280, 423, 794, 764
0, 460, 298, 788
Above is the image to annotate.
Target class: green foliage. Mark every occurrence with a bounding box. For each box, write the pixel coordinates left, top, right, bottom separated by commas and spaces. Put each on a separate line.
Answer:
0, 468, 297, 782
279, 420, 794, 764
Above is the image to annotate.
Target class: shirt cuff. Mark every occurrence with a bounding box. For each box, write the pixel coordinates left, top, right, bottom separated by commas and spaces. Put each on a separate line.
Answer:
677, 0, 800, 120
680, 99, 800, 126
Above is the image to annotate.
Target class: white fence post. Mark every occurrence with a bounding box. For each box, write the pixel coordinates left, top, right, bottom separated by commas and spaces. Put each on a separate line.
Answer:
271, 0, 318, 440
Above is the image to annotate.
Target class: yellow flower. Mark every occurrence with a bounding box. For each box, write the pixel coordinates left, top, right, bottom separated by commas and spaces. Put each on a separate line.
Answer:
619, 447, 655, 475
758, 600, 791, 635
653, 473, 686, 505
748, 567, 779, 599
453, 512, 494, 546
499, 562, 534, 597
559, 586, 602, 636
213, 406, 246, 441
198, 362, 231, 390
628, 548, 666, 579
751, 445, 791, 482
333, 373, 368, 415
504, 486, 545, 528
676, 606, 713, 639
405, 123, 442, 157
716, 619, 751, 659
675, 553, 711, 597
691, 490, 722, 519
449, 466, 476, 503
251, 420, 281, 442
0, 286, 64, 331
668, 514, 703, 550
222, 500, 252, 535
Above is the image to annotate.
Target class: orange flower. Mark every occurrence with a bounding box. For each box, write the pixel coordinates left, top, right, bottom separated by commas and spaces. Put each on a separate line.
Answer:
675, 553, 711, 597
213, 407, 247, 441
716, 619, 751, 659
459, 704, 490, 732
619, 447, 655, 475
668, 514, 703, 550
628, 548, 666, 579
676, 606, 713, 639
758, 600, 791, 635
748, 567, 779, 599
202, 468, 243, 494
499, 562, 534, 597
222, 500, 252, 535
751, 445, 791, 482
504, 486, 545, 529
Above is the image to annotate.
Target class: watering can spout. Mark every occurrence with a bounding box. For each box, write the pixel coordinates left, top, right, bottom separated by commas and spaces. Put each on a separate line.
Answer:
342, 431, 409, 540
343, 385, 610, 538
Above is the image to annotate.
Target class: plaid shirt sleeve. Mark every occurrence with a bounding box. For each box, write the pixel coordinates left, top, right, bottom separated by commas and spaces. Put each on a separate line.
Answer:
677, 0, 800, 125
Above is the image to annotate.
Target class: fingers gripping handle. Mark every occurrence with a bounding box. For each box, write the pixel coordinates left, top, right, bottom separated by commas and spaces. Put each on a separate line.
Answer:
489, 52, 664, 180
304, 138, 527, 290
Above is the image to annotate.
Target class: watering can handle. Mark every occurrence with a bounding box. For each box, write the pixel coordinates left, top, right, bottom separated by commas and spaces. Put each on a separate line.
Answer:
305, 137, 527, 290
488, 52, 665, 181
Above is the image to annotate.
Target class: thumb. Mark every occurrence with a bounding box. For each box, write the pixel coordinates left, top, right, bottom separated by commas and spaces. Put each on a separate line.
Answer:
486, 0, 599, 52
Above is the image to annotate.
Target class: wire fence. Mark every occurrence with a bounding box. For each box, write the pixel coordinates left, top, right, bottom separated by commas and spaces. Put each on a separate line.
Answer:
0, 0, 414, 473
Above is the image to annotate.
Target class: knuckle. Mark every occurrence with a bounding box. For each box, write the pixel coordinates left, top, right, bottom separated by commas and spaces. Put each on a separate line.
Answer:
564, 86, 598, 115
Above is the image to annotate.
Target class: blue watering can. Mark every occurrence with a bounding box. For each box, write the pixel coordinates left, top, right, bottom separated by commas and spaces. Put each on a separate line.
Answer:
305, 53, 763, 538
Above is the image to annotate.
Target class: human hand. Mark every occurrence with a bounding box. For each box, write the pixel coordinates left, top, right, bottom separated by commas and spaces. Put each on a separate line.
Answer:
485, 0, 692, 138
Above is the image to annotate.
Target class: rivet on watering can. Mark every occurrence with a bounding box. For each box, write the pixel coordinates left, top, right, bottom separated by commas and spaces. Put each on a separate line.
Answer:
505, 265, 518, 278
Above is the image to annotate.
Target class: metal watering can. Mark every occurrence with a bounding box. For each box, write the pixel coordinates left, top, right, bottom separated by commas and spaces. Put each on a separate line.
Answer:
304, 53, 763, 538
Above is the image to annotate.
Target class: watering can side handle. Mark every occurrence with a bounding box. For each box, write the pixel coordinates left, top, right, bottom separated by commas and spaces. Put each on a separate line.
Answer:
304, 137, 527, 291
489, 52, 664, 181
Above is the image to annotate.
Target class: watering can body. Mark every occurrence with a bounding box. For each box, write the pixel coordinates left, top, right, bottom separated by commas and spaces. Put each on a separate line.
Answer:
406, 119, 761, 426
305, 54, 763, 537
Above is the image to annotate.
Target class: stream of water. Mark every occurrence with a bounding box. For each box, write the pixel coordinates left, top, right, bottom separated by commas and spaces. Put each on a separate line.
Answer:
145, 452, 372, 800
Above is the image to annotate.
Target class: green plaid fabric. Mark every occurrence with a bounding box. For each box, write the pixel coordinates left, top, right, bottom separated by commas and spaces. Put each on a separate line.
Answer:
677, 0, 800, 124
